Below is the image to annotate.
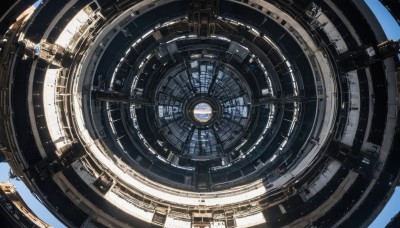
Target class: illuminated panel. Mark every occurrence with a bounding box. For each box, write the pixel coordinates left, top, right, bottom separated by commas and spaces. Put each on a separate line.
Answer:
164, 216, 191, 228
210, 222, 226, 228
105, 191, 154, 223
43, 68, 67, 150
55, 10, 90, 48
235, 212, 266, 228
312, 10, 348, 53
303, 159, 341, 199
341, 70, 360, 147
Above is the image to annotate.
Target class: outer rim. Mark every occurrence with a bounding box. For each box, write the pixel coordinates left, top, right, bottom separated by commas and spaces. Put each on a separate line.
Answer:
1, 0, 398, 227
71, 0, 335, 206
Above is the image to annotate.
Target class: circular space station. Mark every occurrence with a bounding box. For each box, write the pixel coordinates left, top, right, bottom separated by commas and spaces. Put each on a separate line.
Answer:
0, 0, 399, 227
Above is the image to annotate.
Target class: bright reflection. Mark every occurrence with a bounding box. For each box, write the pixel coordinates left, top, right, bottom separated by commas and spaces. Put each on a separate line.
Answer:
193, 102, 213, 122
55, 9, 90, 48
235, 212, 267, 227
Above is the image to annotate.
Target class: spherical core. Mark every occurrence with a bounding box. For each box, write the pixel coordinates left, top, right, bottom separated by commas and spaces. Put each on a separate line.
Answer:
193, 102, 213, 123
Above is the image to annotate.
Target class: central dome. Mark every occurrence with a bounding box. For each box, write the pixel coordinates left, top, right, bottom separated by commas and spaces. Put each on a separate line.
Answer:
149, 56, 256, 165
193, 102, 213, 123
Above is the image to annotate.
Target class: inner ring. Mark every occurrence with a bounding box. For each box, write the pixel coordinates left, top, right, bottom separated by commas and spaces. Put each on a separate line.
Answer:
151, 58, 254, 164
184, 96, 221, 128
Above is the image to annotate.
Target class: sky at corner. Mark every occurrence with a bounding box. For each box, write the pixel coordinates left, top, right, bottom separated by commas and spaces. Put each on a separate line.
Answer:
364, 0, 400, 226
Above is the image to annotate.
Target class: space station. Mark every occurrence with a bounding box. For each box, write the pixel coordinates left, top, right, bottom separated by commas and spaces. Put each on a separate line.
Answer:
0, 0, 399, 227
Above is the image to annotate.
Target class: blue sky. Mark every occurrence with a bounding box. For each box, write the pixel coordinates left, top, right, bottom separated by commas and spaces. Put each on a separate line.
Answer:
365, 0, 400, 40
0, 1, 399, 228
370, 187, 400, 228
364, 0, 400, 225
34, 0, 42, 8
0, 163, 65, 228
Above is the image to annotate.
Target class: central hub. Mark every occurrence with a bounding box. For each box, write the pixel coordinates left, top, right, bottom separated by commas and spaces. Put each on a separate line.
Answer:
185, 96, 220, 128
153, 60, 252, 162
193, 102, 213, 123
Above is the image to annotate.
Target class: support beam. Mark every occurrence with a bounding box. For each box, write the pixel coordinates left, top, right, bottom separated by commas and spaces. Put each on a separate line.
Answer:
339, 40, 400, 72
92, 90, 153, 105
188, 0, 218, 37
254, 96, 317, 106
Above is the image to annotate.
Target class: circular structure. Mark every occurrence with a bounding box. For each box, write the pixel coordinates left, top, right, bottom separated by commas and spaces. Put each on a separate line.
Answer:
0, 0, 399, 228
148, 57, 254, 166
193, 102, 213, 123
